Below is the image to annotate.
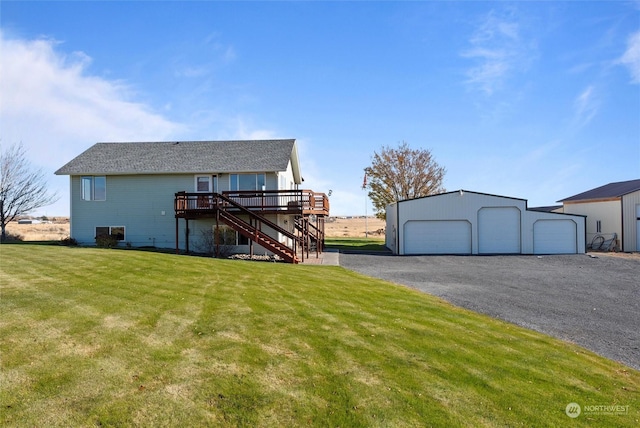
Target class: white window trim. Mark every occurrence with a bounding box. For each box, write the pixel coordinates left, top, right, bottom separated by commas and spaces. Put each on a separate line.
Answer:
230, 173, 266, 191
214, 226, 249, 246
81, 176, 106, 201
194, 175, 218, 193
96, 226, 126, 241
194, 175, 211, 193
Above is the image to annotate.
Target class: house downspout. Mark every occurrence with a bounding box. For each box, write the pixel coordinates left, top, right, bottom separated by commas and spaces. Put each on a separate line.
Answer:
69, 177, 73, 243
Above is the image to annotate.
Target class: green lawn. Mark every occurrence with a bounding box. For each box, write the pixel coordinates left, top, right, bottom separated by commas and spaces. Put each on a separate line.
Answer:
325, 237, 387, 252
1, 245, 638, 427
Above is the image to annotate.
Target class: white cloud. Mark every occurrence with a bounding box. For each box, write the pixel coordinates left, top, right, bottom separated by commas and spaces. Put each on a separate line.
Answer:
172, 35, 236, 79
0, 33, 182, 152
618, 31, 640, 83
232, 118, 278, 140
572, 85, 599, 129
0, 32, 183, 215
204, 32, 237, 64
462, 9, 535, 95
175, 66, 210, 78
0, 31, 357, 218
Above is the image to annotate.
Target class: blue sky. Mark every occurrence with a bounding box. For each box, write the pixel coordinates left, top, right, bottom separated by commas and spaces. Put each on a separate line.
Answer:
1, 1, 639, 216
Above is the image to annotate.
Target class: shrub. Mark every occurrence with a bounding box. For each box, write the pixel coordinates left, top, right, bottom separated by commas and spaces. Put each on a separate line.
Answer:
196, 228, 234, 258
0, 232, 23, 243
60, 236, 78, 246
95, 234, 118, 248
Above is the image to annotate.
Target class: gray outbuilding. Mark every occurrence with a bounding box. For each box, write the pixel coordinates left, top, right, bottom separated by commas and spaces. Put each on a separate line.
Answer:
386, 190, 586, 255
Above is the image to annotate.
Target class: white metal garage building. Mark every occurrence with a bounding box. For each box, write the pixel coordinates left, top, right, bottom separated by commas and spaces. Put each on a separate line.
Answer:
386, 190, 586, 255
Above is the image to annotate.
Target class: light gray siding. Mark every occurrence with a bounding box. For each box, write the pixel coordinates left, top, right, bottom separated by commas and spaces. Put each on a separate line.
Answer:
395, 191, 528, 255
622, 190, 640, 252
385, 203, 398, 253
70, 174, 192, 247
69, 171, 297, 250
387, 190, 586, 255
181, 214, 292, 256
523, 210, 585, 254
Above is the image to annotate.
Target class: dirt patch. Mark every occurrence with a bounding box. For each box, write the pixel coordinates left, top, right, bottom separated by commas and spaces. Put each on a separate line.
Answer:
5, 216, 385, 241
589, 251, 640, 260
4, 218, 70, 241
325, 217, 385, 238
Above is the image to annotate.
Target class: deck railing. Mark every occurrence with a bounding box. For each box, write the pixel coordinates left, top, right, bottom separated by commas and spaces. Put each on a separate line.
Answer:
175, 190, 329, 217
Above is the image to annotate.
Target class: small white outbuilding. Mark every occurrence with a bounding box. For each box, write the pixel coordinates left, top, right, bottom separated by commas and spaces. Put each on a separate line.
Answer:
386, 190, 586, 255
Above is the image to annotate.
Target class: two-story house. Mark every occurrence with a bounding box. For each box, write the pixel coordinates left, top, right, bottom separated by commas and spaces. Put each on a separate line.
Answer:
55, 139, 329, 263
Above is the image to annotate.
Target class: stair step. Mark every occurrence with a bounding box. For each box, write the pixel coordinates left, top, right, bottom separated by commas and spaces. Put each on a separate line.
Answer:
218, 209, 297, 263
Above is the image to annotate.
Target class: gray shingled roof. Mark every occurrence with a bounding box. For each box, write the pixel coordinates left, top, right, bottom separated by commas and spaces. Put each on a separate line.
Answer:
55, 139, 298, 176
558, 179, 640, 202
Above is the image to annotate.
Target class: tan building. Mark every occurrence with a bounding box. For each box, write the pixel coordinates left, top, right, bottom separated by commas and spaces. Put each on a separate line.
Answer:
559, 179, 640, 252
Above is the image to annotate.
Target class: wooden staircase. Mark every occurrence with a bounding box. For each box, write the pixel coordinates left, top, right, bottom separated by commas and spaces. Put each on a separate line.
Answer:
214, 193, 300, 264
294, 216, 324, 252
175, 191, 328, 263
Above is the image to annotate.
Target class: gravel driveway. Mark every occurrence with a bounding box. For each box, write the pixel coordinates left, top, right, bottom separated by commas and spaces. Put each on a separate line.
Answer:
339, 253, 640, 371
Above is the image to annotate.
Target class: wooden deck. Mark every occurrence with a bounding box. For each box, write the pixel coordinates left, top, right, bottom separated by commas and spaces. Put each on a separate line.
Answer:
173, 190, 328, 263
175, 190, 329, 218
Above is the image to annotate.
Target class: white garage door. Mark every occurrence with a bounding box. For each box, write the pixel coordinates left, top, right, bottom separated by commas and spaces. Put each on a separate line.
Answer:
478, 207, 521, 254
533, 220, 577, 254
403, 220, 472, 254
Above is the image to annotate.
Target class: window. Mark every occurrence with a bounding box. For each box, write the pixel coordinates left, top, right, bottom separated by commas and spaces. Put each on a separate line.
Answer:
596, 220, 602, 233
213, 227, 248, 245
81, 176, 106, 201
214, 227, 236, 245
238, 233, 249, 245
195, 175, 218, 192
196, 176, 209, 192
230, 173, 266, 191
95, 226, 125, 241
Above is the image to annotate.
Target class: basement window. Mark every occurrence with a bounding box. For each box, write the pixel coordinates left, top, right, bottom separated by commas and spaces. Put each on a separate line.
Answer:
95, 226, 125, 241
213, 227, 249, 245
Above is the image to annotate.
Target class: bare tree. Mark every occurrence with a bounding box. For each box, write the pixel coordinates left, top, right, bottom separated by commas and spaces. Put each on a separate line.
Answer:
364, 141, 445, 219
1, 143, 59, 241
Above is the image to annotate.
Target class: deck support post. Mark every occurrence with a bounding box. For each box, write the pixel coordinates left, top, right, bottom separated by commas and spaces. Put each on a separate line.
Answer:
185, 218, 190, 254
302, 217, 307, 263
316, 216, 320, 259
172, 190, 328, 264
175, 217, 179, 254
215, 211, 220, 258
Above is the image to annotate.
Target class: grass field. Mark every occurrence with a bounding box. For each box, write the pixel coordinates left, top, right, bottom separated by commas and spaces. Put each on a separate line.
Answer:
1, 245, 638, 427
325, 237, 387, 252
